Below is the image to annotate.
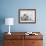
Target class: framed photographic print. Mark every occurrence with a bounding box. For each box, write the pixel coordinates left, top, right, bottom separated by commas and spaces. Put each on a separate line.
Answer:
18, 9, 36, 23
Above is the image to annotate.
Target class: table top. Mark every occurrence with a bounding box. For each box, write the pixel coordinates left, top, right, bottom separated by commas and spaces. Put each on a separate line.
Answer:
4, 32, 43, 40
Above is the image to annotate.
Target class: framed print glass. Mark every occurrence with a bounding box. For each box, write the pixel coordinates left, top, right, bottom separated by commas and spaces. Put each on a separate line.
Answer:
18, 9, 36, 24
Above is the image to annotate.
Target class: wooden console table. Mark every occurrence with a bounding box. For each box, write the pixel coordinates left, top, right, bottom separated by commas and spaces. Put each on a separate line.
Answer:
4, 32, 43, 46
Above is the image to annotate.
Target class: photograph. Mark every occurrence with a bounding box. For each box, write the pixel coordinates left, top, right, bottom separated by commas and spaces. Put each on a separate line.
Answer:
18, 9, 36, 23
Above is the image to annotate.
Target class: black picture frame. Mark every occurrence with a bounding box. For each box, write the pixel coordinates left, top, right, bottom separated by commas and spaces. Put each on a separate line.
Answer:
18, 9, 36, 24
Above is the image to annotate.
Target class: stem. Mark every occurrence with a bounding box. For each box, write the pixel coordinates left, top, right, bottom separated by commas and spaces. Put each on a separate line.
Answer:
9, 25, 10, 33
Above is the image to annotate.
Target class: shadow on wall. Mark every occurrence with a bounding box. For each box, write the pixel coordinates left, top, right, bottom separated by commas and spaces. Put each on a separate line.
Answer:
0, 16, 5, 46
